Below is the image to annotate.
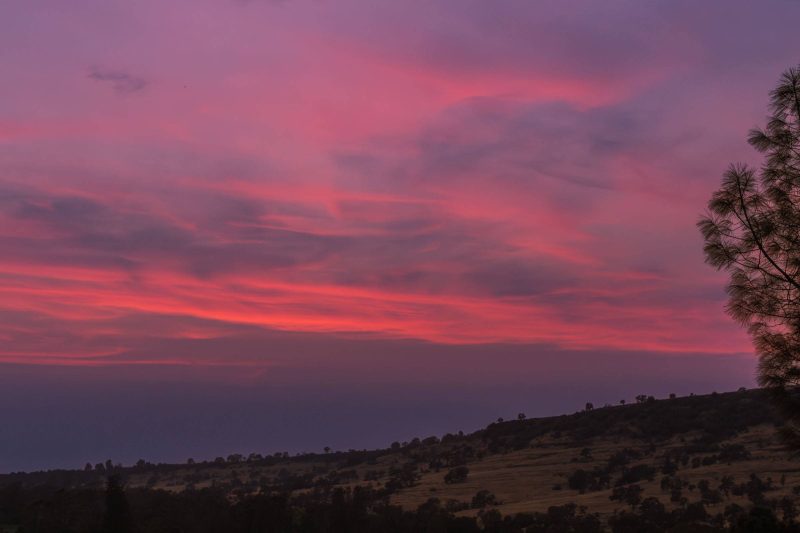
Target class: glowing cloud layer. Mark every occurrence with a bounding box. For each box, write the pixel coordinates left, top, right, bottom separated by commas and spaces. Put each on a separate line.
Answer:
1, 0, 798, 369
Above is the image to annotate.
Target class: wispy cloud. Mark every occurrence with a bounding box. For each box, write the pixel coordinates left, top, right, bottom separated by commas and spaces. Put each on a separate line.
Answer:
0, 0, 794, 370
88, 66, 147, 94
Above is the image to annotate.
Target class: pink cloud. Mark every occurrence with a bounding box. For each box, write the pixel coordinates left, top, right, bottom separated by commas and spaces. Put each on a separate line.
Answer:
1, 0, 796, 373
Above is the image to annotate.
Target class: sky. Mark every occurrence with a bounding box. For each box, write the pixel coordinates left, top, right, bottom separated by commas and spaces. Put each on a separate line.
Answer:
0, 0, 798, 472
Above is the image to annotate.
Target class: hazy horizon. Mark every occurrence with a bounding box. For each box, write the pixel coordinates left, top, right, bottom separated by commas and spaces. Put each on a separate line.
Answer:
0, 349, 756, 473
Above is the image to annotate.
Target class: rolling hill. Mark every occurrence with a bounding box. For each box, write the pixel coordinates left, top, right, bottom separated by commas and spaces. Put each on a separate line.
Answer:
2, 388, 799, 531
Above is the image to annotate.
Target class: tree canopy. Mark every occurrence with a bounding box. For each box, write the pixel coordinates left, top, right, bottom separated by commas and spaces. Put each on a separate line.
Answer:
699, 65, 800, 446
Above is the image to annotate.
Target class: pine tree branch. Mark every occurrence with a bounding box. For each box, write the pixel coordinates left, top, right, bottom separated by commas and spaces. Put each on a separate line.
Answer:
735, 174, 800, 293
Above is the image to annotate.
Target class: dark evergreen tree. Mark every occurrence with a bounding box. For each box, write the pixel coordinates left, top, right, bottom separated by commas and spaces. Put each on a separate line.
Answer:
103, 474, 132, 533
699, 65, 800, 447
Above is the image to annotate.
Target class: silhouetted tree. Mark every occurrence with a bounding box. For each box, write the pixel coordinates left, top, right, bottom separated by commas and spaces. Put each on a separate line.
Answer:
471, 490, 497, 509
780, 496, 798, 523
568, 469, 591, 493
720, 475, 736, 498
699, 65, 800, 447
444, 466, 469, 484
731, 506, 781, 532
103, 475, 132, 533
610, 484, 643, 510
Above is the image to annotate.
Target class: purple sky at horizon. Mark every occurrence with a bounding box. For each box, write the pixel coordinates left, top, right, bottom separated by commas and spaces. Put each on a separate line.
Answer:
0, 0, 797, 471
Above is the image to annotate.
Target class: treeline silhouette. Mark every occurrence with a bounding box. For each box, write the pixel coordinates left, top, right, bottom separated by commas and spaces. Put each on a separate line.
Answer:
1, 476, 798, 532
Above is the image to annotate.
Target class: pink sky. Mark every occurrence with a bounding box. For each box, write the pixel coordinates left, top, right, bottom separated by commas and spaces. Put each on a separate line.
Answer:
0, 0, 798, 470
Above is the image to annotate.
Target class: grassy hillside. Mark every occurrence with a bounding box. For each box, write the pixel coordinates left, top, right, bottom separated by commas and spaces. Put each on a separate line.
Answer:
2, 387, 798, 523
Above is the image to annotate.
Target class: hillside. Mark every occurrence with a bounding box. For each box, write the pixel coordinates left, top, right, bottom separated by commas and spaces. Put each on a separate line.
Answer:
2, 388, 800, 531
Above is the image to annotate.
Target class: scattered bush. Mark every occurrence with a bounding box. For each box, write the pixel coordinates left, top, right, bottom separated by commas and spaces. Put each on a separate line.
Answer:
444, 466, 469, 484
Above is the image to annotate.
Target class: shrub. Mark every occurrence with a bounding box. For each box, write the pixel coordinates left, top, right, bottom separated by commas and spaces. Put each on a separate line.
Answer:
444, 466, 469, 484
471, 490, 497, 508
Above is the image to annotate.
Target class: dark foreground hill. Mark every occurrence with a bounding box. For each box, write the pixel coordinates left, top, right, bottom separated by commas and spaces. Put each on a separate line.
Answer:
2, 388, 800, 532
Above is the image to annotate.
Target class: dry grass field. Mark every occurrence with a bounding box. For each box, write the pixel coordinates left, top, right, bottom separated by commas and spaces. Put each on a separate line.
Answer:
393, 425, 800, 517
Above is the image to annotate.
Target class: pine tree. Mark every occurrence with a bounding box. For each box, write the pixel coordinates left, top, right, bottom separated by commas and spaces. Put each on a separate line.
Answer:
699, 65, 800, 447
